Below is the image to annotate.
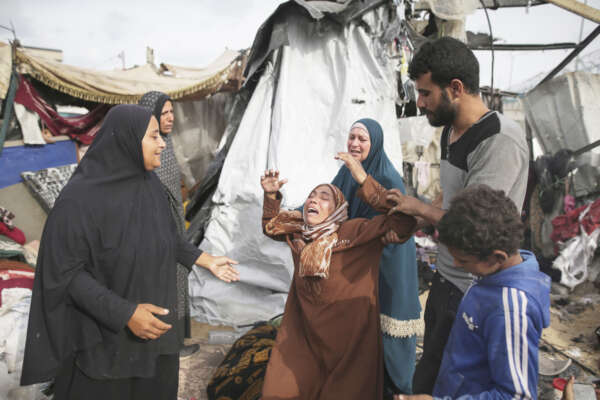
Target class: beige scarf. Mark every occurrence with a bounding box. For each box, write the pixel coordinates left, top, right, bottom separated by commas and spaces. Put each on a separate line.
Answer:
265, 184, 348, 279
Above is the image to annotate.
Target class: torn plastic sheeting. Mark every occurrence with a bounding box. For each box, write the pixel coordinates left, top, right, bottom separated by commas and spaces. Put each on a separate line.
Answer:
419, 0, 479, 20
553, 204, 600, 289
189, 9, 405, 326
171, 93, 232, 188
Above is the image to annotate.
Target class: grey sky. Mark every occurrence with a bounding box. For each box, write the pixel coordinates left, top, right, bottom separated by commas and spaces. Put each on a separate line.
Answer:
1, 0, 599, 91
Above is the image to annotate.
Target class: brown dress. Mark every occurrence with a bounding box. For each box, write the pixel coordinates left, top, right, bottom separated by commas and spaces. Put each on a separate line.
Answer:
261, 176, 416, 400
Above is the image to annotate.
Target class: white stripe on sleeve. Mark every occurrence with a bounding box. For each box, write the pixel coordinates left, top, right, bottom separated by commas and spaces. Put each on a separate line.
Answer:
503, 287, 523, 400
519, 290, 531, 399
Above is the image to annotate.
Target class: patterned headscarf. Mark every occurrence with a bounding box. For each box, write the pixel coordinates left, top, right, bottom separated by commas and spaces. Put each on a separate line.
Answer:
138, 91, 183, 220
138, 91, 171, 135
265, 184, 348, 279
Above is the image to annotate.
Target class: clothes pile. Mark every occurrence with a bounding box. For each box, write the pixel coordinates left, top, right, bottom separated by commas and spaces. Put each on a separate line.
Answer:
0, 206, 40, 399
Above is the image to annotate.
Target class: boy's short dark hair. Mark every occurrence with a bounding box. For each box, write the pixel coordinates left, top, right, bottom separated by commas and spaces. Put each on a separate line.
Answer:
438, 185, 524, 259
408, 36, 480, 94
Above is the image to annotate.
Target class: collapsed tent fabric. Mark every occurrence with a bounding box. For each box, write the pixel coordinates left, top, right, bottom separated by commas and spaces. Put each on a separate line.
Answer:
189, 3, 406, 326
523, 72, 600, 197
14, 76, 108, 144
0, 140, 77, 189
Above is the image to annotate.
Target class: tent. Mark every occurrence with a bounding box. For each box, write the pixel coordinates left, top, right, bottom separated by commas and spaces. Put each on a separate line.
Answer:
187, 1, 410, 326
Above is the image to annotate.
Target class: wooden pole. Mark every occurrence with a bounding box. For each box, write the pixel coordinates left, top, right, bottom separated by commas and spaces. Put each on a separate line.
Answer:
546, 0, 600, 24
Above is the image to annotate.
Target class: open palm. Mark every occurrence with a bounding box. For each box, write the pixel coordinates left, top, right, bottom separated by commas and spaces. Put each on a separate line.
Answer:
261, 169, 287, 193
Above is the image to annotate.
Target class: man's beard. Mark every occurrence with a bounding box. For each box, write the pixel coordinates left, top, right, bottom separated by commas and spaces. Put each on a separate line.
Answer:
421, 90, 456, 127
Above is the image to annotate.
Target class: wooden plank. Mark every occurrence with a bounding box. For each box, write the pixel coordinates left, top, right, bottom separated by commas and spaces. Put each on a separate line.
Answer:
546, 0, 600, 23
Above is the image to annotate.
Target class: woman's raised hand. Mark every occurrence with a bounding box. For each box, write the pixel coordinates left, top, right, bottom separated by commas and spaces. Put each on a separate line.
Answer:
261, 169, 288, 195
335, 152, 367, 185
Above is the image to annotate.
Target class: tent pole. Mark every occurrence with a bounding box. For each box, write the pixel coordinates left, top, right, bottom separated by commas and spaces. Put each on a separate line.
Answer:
536, 24, 600, 88
0, 46, 19, 156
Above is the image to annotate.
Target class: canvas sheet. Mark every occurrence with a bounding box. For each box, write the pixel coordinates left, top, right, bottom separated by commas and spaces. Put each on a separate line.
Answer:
16, 48, 241, 104
189, 8, 406, 326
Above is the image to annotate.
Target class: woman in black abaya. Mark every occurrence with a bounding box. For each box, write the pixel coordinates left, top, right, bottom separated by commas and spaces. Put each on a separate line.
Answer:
20, 105, 238, 399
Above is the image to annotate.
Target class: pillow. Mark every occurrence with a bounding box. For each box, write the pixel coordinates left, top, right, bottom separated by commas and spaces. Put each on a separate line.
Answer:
20, 164, 77, 213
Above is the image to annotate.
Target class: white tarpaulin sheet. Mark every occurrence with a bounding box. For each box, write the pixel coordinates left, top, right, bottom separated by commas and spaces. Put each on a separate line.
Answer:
189, 8, 405, 325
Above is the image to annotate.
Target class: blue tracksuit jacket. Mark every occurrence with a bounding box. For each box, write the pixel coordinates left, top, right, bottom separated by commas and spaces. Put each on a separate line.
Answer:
433, 250, 551, 399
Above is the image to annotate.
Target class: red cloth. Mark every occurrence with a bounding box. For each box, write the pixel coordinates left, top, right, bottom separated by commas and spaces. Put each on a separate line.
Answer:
551, 198, 600, 243
14, 75, 110, 145
0, 276, 34, 307
0, 221, 26, 245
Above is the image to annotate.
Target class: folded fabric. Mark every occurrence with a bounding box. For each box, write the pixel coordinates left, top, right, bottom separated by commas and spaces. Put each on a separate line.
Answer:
0, 259, 35, 272
0, 237, 25, 260
0, 222, 25, 245
0, 276, 34, 307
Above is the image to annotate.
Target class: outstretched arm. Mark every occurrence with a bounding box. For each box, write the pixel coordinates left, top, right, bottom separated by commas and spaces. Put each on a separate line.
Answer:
356, 175, 417, 240
194, 252, 239, 283
387, 189, 445, 226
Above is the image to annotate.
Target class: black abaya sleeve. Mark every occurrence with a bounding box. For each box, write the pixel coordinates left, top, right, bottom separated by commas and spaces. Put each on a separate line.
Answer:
176, 233, 203, 270
68, 269, 137, 333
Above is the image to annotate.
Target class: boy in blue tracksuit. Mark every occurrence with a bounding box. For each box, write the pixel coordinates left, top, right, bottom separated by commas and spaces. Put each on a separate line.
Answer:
397, 184, 551, 400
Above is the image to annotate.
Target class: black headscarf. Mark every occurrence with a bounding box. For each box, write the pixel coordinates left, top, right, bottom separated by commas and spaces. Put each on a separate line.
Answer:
21, 105, 194, 384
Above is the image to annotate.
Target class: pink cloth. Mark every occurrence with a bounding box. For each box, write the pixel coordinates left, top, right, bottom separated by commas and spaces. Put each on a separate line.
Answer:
14, 75, 110, 145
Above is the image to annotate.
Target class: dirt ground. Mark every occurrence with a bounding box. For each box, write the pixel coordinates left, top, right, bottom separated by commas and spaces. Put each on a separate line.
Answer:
178, 286, 599, 400
178, 322, 235, 400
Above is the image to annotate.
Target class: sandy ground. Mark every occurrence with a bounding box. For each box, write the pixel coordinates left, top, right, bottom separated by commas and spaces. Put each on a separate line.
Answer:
178, 322, 235, 400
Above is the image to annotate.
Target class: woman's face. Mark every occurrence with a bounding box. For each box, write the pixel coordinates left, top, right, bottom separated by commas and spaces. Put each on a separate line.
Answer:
141, 116, 165, 171
303, 185, 336, 226
160, 100, 174, 134
346, 127, 371, 162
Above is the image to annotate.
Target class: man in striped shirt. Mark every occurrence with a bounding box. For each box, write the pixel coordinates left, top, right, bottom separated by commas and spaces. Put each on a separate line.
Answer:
396, 185, 550, 400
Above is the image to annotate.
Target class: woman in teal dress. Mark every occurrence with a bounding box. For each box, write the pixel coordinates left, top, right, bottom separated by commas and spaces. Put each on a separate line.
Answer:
331, 118, 421, 396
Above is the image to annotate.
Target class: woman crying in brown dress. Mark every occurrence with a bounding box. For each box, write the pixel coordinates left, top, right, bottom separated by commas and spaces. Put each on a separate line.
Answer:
260, 152, 416, 400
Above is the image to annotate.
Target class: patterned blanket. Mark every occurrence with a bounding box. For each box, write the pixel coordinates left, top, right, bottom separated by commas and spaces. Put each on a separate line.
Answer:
21, 164, 77, 213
